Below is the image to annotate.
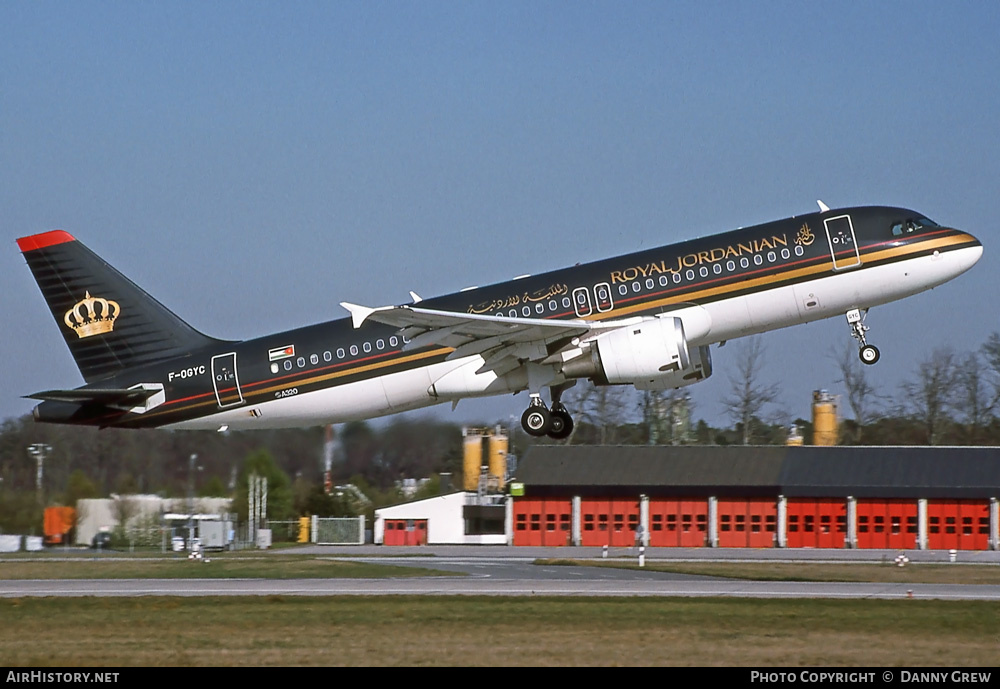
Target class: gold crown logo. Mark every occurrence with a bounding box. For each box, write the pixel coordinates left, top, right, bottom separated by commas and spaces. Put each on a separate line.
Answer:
63, 291, 120, 339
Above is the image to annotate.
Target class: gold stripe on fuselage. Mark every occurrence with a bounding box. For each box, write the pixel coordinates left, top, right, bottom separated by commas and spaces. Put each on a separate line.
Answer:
604, 233, 975, 320
144, 347, 448, 422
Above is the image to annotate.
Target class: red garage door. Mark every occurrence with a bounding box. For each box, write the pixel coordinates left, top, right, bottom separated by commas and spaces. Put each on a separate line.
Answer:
717, 499, 777, 548
927, 500, 990, 551
580, 499, 641, 547
648, 498, 709, 547
786, 499, 847, 549
856, 500, 918, 549
383, 519, 427, 546
513, 499, 572, 546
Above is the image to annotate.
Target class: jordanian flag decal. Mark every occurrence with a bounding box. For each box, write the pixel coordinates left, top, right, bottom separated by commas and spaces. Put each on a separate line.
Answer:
268, 345, 295, 361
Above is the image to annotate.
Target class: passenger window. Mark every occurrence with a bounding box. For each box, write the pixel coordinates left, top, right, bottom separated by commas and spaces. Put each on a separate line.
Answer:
363, 342, 372, 353
350, 345, 358, 356
284, 360, 292, 371
310, 354, 319, 365
337, 348, 345, 359
376, 339, 384, 350
323, 351, 332, 362
296, 357, 305, 368
619, 285, 628, 296
389, 336, 398, 347
659, 275, 668, 287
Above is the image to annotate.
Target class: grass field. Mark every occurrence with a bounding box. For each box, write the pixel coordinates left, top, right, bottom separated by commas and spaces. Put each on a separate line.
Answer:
1, 596, 997, 666
3, 551, 999, 584
539, 559, 1000, 585
0, 552, 453, 579
2, 552, 998, 666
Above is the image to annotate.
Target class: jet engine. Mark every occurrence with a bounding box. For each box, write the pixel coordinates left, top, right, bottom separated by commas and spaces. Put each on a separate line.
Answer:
560, 316, 712, 390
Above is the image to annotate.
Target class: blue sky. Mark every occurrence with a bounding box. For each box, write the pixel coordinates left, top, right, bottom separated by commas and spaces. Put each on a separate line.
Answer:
3, 2, 999, 430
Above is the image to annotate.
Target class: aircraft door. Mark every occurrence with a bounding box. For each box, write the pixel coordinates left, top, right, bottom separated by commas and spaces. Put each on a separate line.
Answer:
211, 352, 245, 408
824, 215, 861, 271
594, 282, 614, 313
572, 287, 593, 317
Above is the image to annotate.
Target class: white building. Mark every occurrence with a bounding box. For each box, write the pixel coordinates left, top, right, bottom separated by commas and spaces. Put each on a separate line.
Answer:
374, 491, 509, 545
76, 495, 231, 546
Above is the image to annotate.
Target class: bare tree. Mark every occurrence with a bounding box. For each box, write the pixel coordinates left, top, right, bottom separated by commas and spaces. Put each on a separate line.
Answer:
831, 342, 882, 443
565, 382, 631, 445
899, 347, 959, 445
951, 350, 1000, 443
722, 336, 780, 445
639, 389, 695, 445
110, 495, 140, 544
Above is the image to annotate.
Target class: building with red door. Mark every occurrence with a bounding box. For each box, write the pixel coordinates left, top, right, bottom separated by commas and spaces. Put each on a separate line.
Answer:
375, 491, 507, 545
511, 446, 1000, 550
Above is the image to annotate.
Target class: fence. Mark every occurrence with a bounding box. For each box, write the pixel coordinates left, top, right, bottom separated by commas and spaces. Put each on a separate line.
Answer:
312, 516, 365, 545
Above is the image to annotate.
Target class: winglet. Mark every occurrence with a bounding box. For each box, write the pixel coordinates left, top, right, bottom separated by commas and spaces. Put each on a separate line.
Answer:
817, 200, 830, 213
340, 302, 377, 329
409, 291, 423, 304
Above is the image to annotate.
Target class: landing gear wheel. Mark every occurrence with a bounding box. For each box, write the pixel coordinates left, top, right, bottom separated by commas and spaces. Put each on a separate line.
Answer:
547, 409, 574, 440
859, 344, 880, 366
521, 406, 552, 437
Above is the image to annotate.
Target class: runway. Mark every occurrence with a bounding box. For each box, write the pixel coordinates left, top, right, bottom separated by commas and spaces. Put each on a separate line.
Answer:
3, 548, 1000, 601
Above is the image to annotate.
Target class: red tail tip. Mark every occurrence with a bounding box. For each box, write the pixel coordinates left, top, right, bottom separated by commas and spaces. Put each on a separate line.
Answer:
16, 231, 76, 253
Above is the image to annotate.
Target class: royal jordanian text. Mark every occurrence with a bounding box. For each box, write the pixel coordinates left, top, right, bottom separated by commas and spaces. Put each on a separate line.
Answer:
6, 671, 119, 683
610, 234, 791, 284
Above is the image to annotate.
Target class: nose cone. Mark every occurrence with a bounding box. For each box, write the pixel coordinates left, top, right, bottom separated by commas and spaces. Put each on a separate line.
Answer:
948, 228, 983, 275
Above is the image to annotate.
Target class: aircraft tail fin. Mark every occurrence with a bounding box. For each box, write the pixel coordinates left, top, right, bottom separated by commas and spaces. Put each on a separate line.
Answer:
17, 231, 224, 383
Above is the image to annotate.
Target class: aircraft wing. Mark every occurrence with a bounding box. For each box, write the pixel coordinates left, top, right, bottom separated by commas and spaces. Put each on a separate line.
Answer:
25, 387, 160, 406
340, 302, 629, 376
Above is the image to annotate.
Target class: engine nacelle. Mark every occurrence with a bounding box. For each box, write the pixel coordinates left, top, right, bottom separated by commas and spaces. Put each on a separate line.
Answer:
560, 316, 712, 390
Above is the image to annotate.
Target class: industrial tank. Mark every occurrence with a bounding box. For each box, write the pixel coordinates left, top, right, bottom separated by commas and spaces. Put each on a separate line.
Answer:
812, 390, 839, 446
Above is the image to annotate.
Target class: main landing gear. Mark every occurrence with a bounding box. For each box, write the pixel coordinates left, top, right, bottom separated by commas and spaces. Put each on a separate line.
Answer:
846, 308, 880, 365
520, 389, 575, 440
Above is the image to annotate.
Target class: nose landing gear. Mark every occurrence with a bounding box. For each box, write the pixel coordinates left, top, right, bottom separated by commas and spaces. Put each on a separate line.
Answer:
846, 308, 880, 365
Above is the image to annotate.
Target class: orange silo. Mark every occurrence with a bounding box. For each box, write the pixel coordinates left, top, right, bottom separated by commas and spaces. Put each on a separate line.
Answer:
812, 390, 839, 446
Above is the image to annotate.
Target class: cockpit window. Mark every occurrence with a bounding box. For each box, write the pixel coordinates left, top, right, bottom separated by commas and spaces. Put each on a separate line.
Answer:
891, 217, 939, 236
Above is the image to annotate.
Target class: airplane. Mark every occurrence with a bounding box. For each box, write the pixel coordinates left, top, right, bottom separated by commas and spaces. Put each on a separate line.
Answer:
17, 202, 982, 438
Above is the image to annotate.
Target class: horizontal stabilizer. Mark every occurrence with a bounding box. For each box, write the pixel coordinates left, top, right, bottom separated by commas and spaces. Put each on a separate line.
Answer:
26, 387, 159, 406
